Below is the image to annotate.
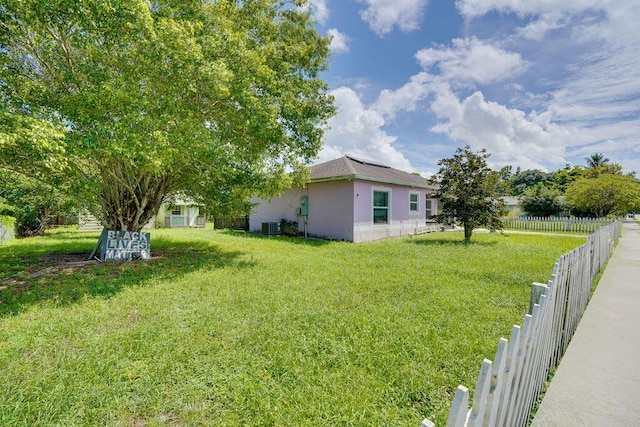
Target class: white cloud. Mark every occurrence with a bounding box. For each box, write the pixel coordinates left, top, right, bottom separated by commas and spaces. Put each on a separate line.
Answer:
517, 13, 566, 41
369, 38, 527, 124
455, 0, 605, 20
356, 0, 429, 36
327, 29, 350, 54
429, 86, 572, 169
319, 87, 414, 171
415, 37, 527, 85
372, 72, 433, 120
308, 0, 330, 25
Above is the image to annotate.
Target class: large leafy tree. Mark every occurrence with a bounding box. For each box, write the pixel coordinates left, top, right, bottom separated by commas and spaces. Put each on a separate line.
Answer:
548, 164, 584, 193
565, 174, 640, 217
0, 0, 335, 231
520, 183, 567, 217
430, 146, 504, 242
510, 168, 551, 195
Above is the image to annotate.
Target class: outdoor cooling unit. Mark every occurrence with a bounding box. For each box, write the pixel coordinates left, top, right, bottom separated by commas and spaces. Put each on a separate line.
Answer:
261, 222, 281, 235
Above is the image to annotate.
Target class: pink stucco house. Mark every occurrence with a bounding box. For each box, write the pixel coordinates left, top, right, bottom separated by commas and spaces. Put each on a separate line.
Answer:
250, 156, 439, 243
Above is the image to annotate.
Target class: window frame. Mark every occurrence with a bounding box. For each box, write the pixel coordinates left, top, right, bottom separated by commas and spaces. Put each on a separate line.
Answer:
409, 192, 420, 213
425, 197, 437, 219
372, 188, 391, 225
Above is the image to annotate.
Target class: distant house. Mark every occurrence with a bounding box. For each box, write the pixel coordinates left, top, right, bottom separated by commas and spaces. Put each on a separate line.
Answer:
502, 196, 523, 217
250, 156, 439, 243
156, 198, 205, 228
78, 198, 205, 232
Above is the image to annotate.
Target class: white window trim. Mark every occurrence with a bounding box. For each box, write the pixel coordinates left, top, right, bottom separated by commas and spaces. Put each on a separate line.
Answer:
372, 187, 391, 225
425, 197, 437, 218
409, 191, 420, 213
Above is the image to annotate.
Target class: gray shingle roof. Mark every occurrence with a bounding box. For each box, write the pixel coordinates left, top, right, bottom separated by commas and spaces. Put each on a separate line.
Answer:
310, 156, 433, 189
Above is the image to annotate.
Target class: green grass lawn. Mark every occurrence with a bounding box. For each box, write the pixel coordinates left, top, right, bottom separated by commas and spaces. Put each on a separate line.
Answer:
0, 226, 584, 426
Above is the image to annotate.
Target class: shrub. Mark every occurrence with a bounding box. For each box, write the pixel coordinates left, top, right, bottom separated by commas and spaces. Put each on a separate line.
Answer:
0, 170, 76, 236
520, 183, 567, 217
280, 218, 299, 236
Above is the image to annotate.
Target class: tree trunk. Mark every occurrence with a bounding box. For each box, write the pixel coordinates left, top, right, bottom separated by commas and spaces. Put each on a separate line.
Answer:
96, 163, 173, 232
464, 224, 473, 242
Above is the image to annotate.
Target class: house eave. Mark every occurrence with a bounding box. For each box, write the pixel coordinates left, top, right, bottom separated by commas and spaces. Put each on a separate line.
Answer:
309, 174, 357, 184
310, 174, 433, 189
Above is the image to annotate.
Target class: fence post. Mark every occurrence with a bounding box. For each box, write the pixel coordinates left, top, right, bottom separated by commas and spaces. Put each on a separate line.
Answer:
446, 386, 470, 427
529, 282, 548, 314
467, 359, 493, 427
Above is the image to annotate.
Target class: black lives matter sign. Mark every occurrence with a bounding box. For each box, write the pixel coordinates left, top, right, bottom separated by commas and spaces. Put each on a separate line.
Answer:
99, 230, 151, 260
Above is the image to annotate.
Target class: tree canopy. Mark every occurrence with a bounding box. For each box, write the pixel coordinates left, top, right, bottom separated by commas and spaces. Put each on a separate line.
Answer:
0, 0, 335, 231
510, 168, 551, 195
565, 174, 640, 217
520, 183, 567, 217
430, 146, 504, 242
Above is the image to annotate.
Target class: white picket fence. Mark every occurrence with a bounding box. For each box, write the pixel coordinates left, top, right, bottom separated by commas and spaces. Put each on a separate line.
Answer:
502, 216, 614, 234
422, 218, 622, 427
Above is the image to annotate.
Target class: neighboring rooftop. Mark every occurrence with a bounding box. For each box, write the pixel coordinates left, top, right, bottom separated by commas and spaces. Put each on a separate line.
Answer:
310, 156, 433, 189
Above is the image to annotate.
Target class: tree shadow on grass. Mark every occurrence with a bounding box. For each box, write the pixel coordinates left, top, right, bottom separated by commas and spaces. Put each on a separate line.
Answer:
406, 234, 500, 247
0, 235, 252, 318
219, 229, 330, 246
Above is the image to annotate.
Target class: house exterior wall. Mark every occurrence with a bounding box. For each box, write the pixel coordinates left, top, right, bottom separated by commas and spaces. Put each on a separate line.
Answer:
352, 180, 429, 243
186, 206, 200, 227
306, 180, 354, 241
250, 179, 435, 243
249, 187, 305, 233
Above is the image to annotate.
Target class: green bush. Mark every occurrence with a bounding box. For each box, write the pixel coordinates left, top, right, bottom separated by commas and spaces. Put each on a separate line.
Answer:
280, 218, 299, 236
520, 183, 567, 217
0, 170, 76, 236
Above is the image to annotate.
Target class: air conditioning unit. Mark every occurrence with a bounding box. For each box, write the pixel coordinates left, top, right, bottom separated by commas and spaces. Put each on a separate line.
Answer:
261, 222, 280, 235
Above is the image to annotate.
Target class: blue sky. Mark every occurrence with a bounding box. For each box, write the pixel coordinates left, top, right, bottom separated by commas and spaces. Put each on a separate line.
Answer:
306, 0, 640, 176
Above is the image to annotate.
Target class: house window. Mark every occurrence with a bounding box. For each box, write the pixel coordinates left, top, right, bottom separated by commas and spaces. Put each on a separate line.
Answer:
171, 205, 182, 216
410, 193, 419, 212
373, 190, 389, 224
425, 198, 437, 218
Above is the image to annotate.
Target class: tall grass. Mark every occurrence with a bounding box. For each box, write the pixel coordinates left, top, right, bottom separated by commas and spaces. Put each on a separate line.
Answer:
0, 227, 583, 425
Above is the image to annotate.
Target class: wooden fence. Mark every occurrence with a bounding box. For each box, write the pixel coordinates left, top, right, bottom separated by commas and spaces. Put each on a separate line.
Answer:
421, 218, 622, 427
213, 216, 249, 231
501, 216, 614, 234
0, 216, 16, 243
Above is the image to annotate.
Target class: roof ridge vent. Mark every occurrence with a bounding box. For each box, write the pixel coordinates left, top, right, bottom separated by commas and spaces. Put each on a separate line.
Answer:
345, 155, 390, 168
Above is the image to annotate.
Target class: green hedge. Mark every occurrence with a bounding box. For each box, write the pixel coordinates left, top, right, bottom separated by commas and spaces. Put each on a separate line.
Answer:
0, 215, 16, 243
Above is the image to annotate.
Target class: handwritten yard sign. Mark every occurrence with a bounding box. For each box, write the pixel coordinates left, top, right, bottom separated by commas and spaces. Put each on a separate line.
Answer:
97, 230, 151, 260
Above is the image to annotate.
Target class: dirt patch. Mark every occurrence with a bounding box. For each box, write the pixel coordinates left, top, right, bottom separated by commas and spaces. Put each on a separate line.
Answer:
0, 278, 28, 291
27, 253, 98, 279
39, 252, 95, 265
0, 253, 96, 289
1, 252, 167, 290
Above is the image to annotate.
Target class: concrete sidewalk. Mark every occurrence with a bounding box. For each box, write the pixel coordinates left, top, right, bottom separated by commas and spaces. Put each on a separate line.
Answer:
532, 219, 640, 426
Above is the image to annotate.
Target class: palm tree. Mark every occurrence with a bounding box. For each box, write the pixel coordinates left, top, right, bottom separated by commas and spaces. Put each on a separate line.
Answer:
585, 153, 610, 168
